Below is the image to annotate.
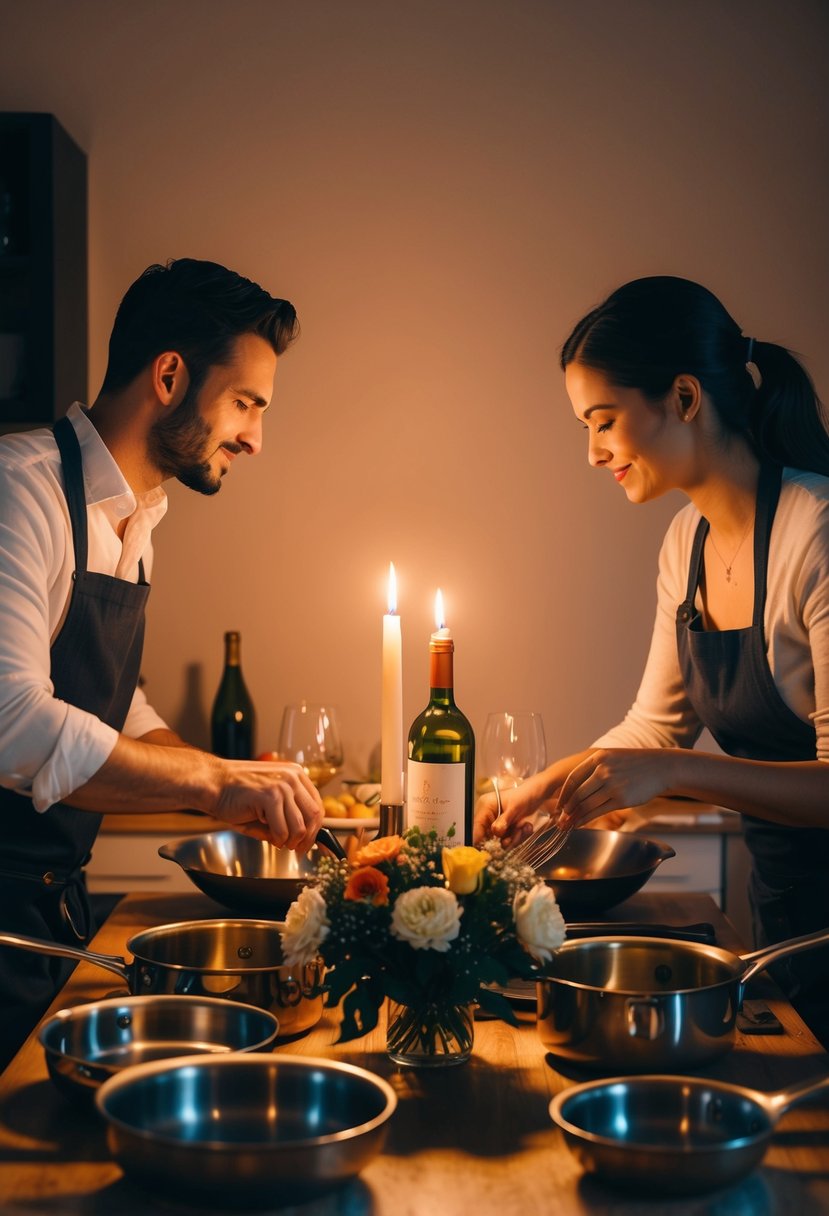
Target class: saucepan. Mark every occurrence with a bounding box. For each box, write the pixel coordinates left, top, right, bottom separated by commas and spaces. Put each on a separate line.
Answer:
38, 994, 280, 1102
550, 1071, 829, 1195
96, 1054, 397, 1207
158, 828, 344, 915
537, 925, 829, 1070
0, 918, 323, 1038
529, 829, 676, 913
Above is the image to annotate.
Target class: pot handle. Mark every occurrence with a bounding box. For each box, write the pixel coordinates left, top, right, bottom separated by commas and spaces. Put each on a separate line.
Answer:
625, 996, 665, 1040
0, 929, 130, 983
739, 925, 829, 987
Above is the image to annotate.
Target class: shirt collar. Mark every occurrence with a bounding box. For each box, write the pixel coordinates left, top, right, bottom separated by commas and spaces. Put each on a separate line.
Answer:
66, 402, 168, 524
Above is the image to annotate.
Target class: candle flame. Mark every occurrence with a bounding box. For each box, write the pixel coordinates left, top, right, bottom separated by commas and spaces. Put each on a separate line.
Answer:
434, 588, 445, 630
387, 562, 397, 614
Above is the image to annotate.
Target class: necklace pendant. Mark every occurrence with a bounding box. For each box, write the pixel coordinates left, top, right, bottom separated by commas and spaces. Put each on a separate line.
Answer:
725, 568, 732, 582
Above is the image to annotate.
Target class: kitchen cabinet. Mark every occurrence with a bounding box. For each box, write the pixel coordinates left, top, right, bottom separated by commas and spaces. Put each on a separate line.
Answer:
638, 810, 754, 943
86, 832, 196, 895
0, 112, 87, 432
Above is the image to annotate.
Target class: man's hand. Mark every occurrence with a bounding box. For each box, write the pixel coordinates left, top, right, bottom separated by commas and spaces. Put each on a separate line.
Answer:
212, 759, 324, 853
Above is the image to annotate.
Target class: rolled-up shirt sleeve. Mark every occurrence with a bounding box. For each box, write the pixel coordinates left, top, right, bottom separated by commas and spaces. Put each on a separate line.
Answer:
0, 461, 119, 811
123, 683, 169, 740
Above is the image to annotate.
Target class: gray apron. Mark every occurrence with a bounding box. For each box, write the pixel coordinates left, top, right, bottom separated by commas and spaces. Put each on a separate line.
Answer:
0, 415, 149, 1064
676, 460, 829, 1045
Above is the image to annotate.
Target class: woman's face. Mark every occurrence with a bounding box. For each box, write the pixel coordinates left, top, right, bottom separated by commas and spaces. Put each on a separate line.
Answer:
565, 362, 691, 504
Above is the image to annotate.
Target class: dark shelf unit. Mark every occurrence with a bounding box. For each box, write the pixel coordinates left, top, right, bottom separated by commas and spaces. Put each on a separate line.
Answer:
0, 112, 87, 432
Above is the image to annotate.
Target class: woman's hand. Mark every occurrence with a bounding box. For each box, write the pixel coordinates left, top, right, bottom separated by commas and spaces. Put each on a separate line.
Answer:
473, 781, 542, 845
555, 748, 675, 829
212, 758, 324, 852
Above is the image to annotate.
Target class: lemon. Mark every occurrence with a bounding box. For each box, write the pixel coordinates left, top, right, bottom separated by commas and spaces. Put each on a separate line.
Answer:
348, 802, 375, 819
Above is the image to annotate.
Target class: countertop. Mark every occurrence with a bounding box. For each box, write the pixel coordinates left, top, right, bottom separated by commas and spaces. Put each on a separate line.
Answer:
1, 890, 828, 1214
97, 796, 742, 838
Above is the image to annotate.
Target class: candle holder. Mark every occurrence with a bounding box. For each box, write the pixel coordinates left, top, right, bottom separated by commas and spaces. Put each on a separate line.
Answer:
379, 803, 404, 837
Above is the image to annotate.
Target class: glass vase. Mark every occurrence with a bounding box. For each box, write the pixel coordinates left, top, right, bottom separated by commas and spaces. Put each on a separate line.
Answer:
386, 998, 474, 1068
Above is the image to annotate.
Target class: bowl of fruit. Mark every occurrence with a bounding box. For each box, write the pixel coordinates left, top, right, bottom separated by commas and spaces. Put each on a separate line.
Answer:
322, 783, 381, 832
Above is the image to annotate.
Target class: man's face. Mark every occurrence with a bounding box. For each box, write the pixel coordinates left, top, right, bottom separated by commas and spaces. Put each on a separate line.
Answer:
149, 332, 277, 495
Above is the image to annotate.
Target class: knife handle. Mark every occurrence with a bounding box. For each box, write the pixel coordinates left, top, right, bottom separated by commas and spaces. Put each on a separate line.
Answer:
565, 921, 717, 944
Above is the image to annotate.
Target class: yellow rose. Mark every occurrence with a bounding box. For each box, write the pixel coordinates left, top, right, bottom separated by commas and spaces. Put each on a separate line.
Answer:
441, 845, 489, 895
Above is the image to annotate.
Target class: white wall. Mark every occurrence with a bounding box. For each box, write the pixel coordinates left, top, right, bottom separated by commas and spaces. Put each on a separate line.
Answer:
1, 0, 827, 779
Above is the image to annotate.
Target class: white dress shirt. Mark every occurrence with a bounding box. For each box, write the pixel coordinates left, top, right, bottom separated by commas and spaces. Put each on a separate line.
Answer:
593, 467, 829, 762
0, 403, 168, 811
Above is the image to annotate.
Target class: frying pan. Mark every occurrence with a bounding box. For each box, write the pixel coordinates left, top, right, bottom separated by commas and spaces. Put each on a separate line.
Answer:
537, 925, 829, 1070
550, 1071, 829, 1195
38, 994, 280, 1101
0, 918, 323, 1038
95, 1054, 397, 1207
158, 828, 345, 915
531, 829, 676, 913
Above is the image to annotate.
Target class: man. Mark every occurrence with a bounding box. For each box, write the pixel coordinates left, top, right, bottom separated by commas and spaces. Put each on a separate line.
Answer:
0, 258, 323, 1065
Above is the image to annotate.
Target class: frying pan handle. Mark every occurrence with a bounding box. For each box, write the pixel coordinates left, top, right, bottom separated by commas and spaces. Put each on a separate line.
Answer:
767, 1071, 829, 1119
315, 826, 348, 861
739, 925, 829, 987
0, 929, 130, 983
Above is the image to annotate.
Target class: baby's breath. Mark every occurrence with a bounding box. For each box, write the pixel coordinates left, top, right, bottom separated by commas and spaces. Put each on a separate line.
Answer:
283, 825, 561, 1043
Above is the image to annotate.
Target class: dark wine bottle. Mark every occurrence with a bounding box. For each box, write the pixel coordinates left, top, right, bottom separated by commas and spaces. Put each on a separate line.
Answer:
210, 631, 256, 759
407, 626, 475, 844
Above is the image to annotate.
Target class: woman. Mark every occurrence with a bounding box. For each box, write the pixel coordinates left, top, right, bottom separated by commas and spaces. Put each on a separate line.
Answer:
475, 275, 829, 1045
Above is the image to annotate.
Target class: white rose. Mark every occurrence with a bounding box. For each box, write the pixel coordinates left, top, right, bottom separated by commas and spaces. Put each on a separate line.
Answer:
280, 886, 330, 967
513, 884, 566, 963
391, 886, 462, 952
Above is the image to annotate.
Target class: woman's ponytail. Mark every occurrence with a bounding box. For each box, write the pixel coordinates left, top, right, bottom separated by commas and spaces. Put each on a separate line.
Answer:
750, 341, 829, 476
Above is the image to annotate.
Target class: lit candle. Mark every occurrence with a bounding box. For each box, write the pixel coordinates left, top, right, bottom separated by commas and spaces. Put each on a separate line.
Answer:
432, 588, 452, 641
381, 562, 404, 805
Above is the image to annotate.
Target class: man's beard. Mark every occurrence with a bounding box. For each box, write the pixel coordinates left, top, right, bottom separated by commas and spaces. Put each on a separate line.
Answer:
148, 382, 228, 496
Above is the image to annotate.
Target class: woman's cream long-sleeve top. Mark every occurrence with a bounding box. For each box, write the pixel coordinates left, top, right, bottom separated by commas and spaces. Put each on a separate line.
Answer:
593, 468, 829, 762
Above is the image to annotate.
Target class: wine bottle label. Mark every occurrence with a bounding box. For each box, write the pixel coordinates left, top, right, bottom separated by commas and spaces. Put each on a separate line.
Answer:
406, 761, 468, 844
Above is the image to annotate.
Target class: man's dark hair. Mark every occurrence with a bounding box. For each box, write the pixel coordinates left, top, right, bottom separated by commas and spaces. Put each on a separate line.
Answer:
100, 258, 299, 395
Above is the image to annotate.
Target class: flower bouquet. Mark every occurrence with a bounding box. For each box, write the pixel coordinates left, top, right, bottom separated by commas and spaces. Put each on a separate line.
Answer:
279, 827, 566, 1067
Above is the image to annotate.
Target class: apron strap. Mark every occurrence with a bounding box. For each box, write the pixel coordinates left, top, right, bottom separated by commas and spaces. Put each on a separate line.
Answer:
751, 462, 783, 630
53, 415, 89, 576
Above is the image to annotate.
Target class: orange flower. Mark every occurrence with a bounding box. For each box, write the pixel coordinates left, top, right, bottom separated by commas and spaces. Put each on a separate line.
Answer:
353, 834, 404, 867
345, 866, 390, 906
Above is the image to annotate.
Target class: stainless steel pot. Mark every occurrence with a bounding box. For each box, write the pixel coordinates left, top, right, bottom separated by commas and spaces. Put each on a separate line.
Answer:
158, 828, 343, 915
532, 830, 676, 913
0, 919, 323, 1038
39, 994, 280, 1101
95, 1054, 397, 1207
537, 926, 829, 1070
550, 1071, 829, 1195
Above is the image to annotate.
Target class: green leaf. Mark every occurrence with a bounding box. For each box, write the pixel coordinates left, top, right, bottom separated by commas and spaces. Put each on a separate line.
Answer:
336, 985, 381, 1043
476, 986, 519, 1026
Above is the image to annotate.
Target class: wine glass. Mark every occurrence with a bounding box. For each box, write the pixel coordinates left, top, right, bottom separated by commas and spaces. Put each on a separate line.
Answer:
277, 702, 344, 790
479, 711, 547, 796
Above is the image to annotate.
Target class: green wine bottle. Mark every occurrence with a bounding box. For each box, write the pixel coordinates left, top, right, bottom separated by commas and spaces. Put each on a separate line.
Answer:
407, 627, 475, 844
210, 631, 256, 759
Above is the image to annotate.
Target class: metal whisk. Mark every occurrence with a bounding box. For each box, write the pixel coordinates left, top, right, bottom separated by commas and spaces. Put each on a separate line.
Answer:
509, 814, 574, 870
492, 777, 574, 870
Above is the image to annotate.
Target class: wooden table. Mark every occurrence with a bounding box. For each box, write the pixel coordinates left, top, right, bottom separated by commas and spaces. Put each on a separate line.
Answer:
1, 891, 828, 1215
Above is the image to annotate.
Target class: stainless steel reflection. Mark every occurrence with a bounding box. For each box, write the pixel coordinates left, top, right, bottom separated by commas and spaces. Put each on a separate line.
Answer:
550, 1072, 829, 1194
39, 995, 279, 1100
532, 830, 675, 913
537, 927, 829, 1070
158, 830, 325, 914
96, 1054, 397, 1207
0, 919, 324, 1038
